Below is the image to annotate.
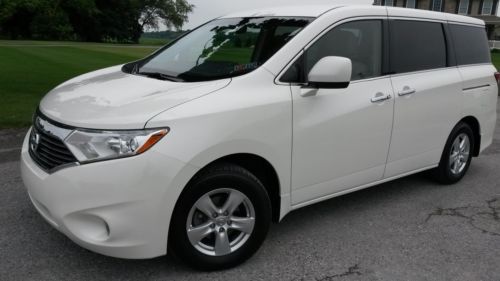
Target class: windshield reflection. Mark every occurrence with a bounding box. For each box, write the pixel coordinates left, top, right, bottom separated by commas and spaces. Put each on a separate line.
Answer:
128, 17, 312, 82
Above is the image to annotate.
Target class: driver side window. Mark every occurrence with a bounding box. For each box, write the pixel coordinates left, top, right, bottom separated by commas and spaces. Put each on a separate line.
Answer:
281, 20, 383, 83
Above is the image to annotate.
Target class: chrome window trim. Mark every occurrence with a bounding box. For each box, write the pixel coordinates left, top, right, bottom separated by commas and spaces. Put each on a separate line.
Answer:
274, 16, 490, 86
387, 16, 447, 24
446, 20, 485, 28
388, 66, 459, 78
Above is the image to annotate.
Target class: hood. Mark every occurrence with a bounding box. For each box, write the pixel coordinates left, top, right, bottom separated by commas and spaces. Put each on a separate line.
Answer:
39, 65, 230, 129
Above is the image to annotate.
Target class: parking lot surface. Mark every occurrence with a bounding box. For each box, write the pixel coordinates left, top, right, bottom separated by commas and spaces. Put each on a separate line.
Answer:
1, 101, 499, 281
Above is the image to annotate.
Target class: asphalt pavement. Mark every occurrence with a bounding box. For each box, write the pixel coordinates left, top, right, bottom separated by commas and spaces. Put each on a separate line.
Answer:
1, 101, 499, 281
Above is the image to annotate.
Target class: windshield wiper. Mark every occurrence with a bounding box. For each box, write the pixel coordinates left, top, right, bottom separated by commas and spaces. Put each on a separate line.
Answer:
136, 71, 184, 82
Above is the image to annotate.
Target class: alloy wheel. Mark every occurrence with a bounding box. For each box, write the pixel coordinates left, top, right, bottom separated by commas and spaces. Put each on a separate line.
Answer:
449, 133, 470, 175
186, 188, 256, 256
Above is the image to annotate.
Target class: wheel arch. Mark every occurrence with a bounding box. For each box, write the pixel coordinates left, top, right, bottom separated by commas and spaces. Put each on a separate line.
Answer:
459, 116, 481, 157
182, 153, 282, 223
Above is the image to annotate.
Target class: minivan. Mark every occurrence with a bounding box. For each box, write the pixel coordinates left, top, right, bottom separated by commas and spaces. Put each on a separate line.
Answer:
21, 5, 498, 270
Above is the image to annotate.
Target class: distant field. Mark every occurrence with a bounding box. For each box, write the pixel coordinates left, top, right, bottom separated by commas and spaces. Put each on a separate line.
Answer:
0, 41, 160, 128
0, 40, 499, 129
139, 37, 171, 46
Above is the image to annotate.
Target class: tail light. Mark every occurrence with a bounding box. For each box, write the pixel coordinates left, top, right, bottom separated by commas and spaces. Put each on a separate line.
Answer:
495, 72, 500, 83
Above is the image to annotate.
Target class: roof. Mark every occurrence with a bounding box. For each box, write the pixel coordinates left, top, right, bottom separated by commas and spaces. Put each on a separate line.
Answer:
387, 6, 485, 26
220, 5, 342, 18
220, 5, 485, 26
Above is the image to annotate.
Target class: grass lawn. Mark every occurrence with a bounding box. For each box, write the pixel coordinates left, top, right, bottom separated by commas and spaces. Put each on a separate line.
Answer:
0, 41, 160, 128
491, 52, 500, 70
0, 40, 499, 129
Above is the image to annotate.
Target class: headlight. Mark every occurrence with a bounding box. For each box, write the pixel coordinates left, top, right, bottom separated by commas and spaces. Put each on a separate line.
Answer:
64, 128, 169, 163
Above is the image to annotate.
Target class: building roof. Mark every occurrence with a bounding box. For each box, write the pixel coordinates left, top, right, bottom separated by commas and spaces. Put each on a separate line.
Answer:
473, 15, 500, 24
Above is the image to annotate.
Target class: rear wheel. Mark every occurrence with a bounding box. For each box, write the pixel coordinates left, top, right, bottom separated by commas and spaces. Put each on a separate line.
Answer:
169, 163, 271, 270
433, 122, 474, 184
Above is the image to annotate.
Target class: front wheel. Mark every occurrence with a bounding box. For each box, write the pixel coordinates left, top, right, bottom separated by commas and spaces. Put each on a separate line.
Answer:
433, 122, 475, 184
169, 163, 271, 270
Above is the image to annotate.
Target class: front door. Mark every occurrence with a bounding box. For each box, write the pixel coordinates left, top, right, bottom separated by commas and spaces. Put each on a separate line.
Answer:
286, 19, 394, 205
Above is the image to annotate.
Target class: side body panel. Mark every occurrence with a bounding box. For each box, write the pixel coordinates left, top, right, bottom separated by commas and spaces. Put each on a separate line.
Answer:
147, 7, 390, 220
290, 78, 394, 204
146, 69, 294, 219
385, 68, 463, 178
147, 7, 496, 222
458, 64, 498, 152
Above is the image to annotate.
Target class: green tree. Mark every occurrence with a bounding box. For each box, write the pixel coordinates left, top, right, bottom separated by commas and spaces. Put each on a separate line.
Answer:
31, 0, 74, 40
138, 0, 193, 31
95, 0, 142, 43
0, 0, 194, 43
63, 0, 100, 41
0, 0, 44, 39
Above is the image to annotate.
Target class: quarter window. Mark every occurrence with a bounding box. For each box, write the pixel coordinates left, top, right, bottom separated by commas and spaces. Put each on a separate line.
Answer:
449, 24, 491, 65
458, 0, 469, 15
482, 0, 494, 15
383, 0, 395, 6
389, 20, 447, 73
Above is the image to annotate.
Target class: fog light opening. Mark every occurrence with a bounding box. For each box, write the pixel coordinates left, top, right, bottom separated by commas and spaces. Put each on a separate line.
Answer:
65, 214, 111, 242
104, 221, 110, 237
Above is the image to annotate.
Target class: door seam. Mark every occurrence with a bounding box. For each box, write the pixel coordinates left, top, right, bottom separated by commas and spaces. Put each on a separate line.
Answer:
382, 75, 397, 179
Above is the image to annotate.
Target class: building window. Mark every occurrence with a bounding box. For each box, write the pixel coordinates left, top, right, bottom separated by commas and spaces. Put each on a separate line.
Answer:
482, 0, 494, 15
406, 0, 416, 8
432, 0, 443, 11
458, 0, 469, 15
383, 0, 395, 6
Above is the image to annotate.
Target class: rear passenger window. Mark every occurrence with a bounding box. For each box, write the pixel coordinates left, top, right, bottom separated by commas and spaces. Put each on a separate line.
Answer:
390, 20, 447, 74
449, 24, 491, 65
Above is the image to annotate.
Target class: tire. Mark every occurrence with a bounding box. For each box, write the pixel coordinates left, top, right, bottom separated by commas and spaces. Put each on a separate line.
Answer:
169, 163, 272, 270
433, 122, 475, 184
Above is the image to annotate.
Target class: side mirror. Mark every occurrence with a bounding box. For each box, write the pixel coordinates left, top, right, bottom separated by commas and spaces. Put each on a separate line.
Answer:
307, 56, 352, 89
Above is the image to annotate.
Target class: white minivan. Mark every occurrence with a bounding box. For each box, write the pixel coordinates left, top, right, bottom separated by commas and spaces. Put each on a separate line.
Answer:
21, 5, 498, 269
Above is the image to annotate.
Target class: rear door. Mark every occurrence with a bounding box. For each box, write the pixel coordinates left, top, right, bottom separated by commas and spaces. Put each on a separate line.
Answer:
384, 19, 463, 178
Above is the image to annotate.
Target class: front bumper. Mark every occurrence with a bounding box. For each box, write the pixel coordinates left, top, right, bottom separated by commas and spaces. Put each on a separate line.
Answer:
20, 128, 196, 259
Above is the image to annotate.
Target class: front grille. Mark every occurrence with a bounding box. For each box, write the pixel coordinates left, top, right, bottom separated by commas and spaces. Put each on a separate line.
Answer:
29, 115, 78, 172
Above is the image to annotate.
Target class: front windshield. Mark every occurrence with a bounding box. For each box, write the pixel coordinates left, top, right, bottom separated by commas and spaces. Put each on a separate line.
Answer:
136, 17, 313, 82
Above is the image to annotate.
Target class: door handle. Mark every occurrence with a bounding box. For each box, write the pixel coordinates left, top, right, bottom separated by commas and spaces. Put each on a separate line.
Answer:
398, 86, 416, 96
371, 93, 392, 103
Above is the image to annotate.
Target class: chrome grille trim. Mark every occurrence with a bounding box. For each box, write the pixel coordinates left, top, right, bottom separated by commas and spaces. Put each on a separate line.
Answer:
29, 114, 79, 173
